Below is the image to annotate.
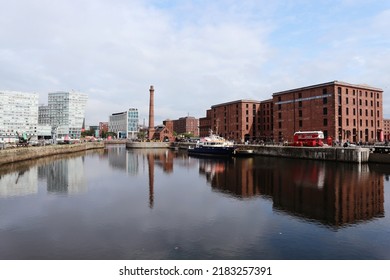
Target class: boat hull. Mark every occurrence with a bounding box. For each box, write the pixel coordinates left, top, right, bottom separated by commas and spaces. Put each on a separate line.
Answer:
188, 146, 236, 157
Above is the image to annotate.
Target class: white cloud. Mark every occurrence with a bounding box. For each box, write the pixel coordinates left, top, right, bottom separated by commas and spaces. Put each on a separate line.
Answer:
0, 0, 389, 125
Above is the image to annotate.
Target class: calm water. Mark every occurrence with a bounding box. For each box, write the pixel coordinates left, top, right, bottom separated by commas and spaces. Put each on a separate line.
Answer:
1, 145, 390, 260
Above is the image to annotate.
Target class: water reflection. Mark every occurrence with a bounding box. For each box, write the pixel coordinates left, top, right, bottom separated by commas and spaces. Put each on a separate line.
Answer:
0, 166, 38, 197
0, 147, 386, 226
199, 157, 385, 227
101, 147, 386, 228
0, 150, 101, 197
0, 146, 389, 259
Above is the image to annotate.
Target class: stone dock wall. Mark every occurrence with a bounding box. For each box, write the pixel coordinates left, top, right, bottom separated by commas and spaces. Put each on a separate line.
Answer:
176, 142, 373, 164
1, 141, 386, 165
126, 141, 170, 149
0, 142, 104, 166
245, 145, 371, 163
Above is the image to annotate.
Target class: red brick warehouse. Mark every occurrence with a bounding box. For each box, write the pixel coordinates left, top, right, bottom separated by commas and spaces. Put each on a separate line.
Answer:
272, 81, 384, 144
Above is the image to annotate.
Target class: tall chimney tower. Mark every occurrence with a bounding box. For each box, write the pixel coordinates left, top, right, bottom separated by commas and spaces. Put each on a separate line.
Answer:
148, 85, 155, 140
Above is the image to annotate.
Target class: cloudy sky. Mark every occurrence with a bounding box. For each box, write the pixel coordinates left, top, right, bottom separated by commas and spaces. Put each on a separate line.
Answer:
1, 0, 389, 125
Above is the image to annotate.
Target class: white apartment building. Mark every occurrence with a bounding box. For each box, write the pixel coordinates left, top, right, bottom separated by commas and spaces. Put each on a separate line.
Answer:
0, 90, 38, 142
109, 108, 139, 139
48, 91, 88, 140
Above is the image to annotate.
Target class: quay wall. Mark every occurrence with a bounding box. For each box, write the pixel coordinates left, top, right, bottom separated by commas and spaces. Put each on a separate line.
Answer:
172, 142, 372, 163
236, 145, 370, 163
104, 139, 127, 145
126, 141, 169, 149
369, 153, 390, 164
0, 142, 104, 166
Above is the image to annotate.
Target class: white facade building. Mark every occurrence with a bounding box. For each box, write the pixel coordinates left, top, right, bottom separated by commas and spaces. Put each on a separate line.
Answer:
0, 90, 38, 142
48, 91, 88, 140
109, 108, 139, 139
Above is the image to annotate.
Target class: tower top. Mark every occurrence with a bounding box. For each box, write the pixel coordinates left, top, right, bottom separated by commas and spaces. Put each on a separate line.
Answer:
150, 85, 154, 91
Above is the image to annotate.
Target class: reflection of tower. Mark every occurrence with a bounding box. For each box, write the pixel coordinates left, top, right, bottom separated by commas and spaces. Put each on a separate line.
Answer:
148, 85, 155, 140
147, 153, 154, 208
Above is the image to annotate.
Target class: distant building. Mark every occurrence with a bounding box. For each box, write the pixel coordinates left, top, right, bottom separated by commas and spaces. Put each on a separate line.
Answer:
258, 99, 274, 142
384, 119, 390, 142
163, 119, 174, 134
38, 105, 50, 125
0, 90, 38, 142
172, 116, 199, 136
99, 122, 108, 137
109, 108, 139, 139
273, 81, 384, 143
47, 91, 88, 140
152, 125, 174, 142
199, 110, 212, 138
200, 100, 261, 143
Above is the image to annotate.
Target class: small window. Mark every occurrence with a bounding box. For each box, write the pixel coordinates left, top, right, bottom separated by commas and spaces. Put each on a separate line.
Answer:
323, 118, 328, 126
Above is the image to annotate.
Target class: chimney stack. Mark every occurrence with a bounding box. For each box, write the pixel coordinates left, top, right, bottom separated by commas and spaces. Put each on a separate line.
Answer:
148, 85, 155, 140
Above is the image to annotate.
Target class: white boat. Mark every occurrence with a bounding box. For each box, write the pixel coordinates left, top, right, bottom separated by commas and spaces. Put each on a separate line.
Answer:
188, 133, 236, 157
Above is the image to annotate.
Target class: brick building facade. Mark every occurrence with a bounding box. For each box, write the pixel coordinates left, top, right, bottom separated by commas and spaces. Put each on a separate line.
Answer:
172, 116, 199, 136
199, 110, 212, 137
272, 81, 383, 144
200, 100, 262, 143
384, 119, 390, 142
259, 99, 274, 142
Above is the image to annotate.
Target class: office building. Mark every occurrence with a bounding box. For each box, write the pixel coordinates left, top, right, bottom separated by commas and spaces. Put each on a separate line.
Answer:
0, 90, 38, 142
48, 91, 88, 140
109, 108, 139, 139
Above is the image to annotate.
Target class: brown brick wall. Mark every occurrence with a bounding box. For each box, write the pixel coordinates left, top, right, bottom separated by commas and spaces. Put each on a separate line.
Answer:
273, 81, 383, 143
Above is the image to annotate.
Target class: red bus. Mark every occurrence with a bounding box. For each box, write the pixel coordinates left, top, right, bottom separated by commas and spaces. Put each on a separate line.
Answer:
293, 131, 324, 147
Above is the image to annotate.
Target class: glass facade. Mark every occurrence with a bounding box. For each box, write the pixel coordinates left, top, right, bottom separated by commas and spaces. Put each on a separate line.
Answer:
48, 91, 88, 139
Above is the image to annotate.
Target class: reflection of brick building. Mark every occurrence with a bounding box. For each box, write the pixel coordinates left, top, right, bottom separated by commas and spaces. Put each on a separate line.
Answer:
202, 156, 384, 227
273, 81, 383, 143
273, 161, 384, 226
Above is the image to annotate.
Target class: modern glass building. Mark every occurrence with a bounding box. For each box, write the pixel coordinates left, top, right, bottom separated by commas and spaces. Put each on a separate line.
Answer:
0, 90, 38, 142
109, 108, 139, 139
48, 91, 88, 140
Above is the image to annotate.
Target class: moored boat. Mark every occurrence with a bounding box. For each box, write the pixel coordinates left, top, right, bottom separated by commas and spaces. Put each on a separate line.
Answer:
188, 133, 236, 157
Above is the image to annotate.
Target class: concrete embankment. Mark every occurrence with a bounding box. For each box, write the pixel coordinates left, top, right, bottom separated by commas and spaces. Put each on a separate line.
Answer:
104, 139, 127, 145
126, 141, 170, 149
236, 145, 371, 163
173, 142, 372, 163
0, 142, 104, 166
369, 153, 390, 164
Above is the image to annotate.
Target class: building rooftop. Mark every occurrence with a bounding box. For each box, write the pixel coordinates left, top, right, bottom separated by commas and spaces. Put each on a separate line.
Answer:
211, 99, 261, 108
272, 80, 383, 96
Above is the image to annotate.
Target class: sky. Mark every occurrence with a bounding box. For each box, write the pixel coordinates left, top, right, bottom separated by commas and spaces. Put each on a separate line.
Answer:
1, 0, 389, 125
